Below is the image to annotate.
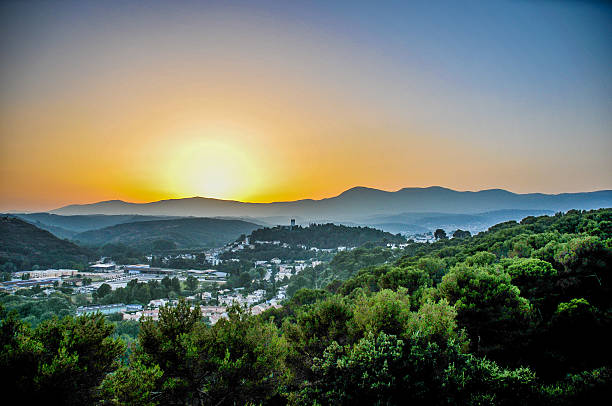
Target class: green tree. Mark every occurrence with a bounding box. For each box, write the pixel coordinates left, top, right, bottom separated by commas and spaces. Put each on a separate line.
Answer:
434, 229, 447, 240
0, 307, 124, 404
438, 264, 532, 361
97, 283, 112, 299
185, 275, 198, 291
453, 229, 472, 239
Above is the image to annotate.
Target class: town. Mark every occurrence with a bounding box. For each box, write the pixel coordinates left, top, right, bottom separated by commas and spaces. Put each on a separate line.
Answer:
0, 222, 368, 324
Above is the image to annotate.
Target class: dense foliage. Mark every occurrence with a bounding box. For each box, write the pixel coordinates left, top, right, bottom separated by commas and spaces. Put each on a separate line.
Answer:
0, 216, 91, 273
1, 209, 610, 404
94, 277, 184, 305
250, 223, 406, 248
0, 292, 75, 327
0, 308, 124, 404
73, 217, 261, 249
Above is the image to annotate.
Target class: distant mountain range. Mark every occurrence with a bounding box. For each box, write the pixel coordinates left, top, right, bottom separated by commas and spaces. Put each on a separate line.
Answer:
50, 186, 612, 221
5, 187, 610, 243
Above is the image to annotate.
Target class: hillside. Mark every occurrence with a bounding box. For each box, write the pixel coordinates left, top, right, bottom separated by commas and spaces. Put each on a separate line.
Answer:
7, 209, 609, 405
73, 217, 261, 250
50, 187, 612, 220
249, 223, 406, 248
0, 216, 91, 271
8, 213, 180, 239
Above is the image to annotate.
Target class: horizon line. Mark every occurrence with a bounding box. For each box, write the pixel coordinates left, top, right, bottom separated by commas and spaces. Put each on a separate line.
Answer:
6, 185, 612, 214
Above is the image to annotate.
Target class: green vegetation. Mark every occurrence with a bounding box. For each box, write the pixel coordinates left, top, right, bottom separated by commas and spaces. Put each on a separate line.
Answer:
0, 216, 91, 274
73, 217, 261, 250
0, 308, 124, 404
1, 209, 610, 404
0, 292, 75, 327
94, 276, 183, 305
220, 243, 323, 262
250, 223, 406, 248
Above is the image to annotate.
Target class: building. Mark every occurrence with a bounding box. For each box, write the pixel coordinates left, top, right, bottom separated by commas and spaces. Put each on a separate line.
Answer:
15, 269, 78, 279
123, 308, 159, 321
0, 277, 61, 292
90, 263, 116, 272
126, 304, 144, 312
124, 264, 150, 273
76, 303, 126, 316
149, 299, 169, 308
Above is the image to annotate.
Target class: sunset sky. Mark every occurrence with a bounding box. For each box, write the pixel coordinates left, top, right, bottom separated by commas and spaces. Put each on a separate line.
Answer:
1, 0, 611, 212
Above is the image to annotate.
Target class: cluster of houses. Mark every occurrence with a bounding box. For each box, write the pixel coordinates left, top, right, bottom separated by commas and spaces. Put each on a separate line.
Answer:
386, 242, 411, 250
75, 294, 280, 325
217, 288, 266, 306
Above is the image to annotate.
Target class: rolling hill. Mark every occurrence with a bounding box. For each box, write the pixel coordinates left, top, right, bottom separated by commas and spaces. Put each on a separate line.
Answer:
0, 216, 91, 271
250, 223, 406, 249
72, 217, 262, 249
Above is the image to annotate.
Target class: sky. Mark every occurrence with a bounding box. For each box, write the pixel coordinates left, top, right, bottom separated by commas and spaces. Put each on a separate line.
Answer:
1, 0, 611, 212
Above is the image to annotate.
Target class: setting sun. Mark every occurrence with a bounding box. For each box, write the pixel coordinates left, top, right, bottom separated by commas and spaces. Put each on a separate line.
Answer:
158, 128, 264, 200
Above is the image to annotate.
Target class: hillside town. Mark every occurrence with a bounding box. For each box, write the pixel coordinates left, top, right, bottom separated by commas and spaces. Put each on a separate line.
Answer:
0, 228, 354, 324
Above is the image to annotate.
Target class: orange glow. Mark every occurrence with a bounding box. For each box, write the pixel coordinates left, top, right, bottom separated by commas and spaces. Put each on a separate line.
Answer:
1, 2, 610, 212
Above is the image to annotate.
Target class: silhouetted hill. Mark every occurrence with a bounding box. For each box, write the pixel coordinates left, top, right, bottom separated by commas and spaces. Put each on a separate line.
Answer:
73, 217, 262, 250
0, 217, 91, 271
50, 187, 612, 221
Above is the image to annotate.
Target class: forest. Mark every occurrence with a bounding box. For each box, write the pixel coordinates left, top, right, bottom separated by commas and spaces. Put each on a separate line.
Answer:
250, 223, 406, 249
1, 208, 610, 405
0, 216, 92, 273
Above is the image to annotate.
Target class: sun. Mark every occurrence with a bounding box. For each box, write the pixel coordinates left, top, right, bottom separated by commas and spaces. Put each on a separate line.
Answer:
159, 129, 263, 200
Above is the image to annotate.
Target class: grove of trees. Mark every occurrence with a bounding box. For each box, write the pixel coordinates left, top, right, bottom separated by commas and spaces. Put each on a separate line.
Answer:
1, 209, 610, 405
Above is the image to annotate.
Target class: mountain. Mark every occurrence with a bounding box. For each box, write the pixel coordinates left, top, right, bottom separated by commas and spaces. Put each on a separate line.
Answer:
0, 216, 91, 271
72, 217, 262, 250
50, 187, 612, 221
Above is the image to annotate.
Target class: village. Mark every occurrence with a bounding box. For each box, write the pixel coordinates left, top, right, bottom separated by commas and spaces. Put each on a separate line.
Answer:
0, 231, 348, 324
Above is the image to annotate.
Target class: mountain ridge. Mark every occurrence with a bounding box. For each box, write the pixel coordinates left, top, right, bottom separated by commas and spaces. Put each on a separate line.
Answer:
50, 186, 612, 220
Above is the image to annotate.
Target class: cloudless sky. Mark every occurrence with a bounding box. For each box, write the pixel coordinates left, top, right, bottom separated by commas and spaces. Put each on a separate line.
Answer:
1, 0, 611, 211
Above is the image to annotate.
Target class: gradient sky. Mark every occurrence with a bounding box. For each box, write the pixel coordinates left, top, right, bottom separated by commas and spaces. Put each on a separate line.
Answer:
1, 0, 611, 212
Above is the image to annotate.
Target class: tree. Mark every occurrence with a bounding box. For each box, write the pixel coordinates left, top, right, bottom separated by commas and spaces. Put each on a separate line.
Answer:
453, 229, 472, 239
188, 305, 288, 405
136, 298, 202, 403
97, 283, 112, 299
185, 275, 198, 291
129, 301, 287, 405
0, 307, 124, 404
438, 264, 532, 361
434, 229, 447, 240
101, 360, 163, 406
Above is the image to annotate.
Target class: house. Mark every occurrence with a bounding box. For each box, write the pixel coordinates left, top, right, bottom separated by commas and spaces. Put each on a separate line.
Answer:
149, 298, 169, 308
